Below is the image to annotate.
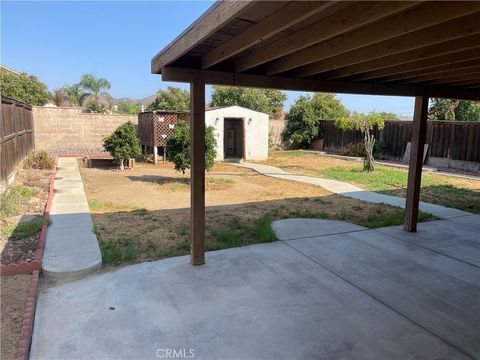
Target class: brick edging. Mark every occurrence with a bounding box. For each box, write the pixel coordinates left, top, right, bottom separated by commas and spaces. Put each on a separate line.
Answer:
15, 270, 40, 360
0, 171, 55, 276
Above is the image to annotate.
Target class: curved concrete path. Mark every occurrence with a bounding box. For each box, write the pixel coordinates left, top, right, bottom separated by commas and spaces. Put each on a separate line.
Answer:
235, 162, 471, 219
42, 157, 101, 280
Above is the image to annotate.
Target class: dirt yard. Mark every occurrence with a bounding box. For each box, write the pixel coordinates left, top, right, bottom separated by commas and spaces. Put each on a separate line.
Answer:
79, 161, 435, 268
1, 274, 31, 360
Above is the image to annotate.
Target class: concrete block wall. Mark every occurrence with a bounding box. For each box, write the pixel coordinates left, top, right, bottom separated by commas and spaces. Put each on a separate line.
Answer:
32, 107, 137, 153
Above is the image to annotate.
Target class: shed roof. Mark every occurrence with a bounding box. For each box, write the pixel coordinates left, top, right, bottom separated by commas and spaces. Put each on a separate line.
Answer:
151, 1, 480, 101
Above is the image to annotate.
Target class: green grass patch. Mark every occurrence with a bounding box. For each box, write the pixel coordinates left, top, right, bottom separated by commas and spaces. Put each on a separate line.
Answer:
0, 185, 40, 218
88, 199, 139, 212
272, 150, 311, 157
157, 241, 190, 258
206, 177, 234, 191
169, 180, 189, 191
357, 207, 433, 228
207, 214, 277, 251
318, 166, 480, 214
99, 236, 138, 265
1, 218, 45, 240
318, 166, 422, 192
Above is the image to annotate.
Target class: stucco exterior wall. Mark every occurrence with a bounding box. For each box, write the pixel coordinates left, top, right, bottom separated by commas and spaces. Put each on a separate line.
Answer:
32, 107, 137, 153
205, 106, 269, 161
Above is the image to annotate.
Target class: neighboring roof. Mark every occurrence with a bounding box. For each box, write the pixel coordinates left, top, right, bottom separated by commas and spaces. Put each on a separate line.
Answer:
151, 1, 480, 101
0, 65, 21, 76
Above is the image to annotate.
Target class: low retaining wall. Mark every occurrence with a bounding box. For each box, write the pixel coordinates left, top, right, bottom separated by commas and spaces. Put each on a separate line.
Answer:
32, 107, 137, 153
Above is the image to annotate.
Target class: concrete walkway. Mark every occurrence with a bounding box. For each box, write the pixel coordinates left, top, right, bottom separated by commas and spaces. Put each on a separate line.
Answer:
235, 162, 471, 219
42, 157, 101, 280
30, 217, 479, 359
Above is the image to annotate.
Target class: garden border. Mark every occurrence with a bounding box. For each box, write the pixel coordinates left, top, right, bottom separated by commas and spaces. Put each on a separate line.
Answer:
15, 270, 40, 360
0, 171, 55, 275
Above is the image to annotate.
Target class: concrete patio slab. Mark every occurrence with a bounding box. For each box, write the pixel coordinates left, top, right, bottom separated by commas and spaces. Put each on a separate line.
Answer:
31, 240, 470, 360
31, 217, 479, 360
42, 157, 101, 280
447, 214, 480, 231
375, 216, 480, 267
272, 218, 366, 240
284, 225, 480, 358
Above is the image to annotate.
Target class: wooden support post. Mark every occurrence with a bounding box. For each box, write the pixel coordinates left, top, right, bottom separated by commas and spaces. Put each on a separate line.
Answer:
404, 96, 429, 232
190, 80, 206, 265
153, 146, 158, 165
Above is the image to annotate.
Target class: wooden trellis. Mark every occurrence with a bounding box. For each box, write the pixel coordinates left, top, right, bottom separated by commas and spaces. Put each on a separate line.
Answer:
137, 111, 188, 162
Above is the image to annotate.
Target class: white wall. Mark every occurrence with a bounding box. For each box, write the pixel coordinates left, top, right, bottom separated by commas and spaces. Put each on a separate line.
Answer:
205, 106, 269, 161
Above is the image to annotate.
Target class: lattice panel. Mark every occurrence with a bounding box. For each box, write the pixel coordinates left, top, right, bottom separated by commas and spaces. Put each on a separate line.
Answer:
138, 112, 180, 147
153, 113, 178, 146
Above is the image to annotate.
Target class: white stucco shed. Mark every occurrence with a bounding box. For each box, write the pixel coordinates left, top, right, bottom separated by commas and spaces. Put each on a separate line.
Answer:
205, 106, 269, 161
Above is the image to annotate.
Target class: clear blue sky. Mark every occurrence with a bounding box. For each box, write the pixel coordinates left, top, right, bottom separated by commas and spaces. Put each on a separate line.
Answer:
1, 1, 415, 115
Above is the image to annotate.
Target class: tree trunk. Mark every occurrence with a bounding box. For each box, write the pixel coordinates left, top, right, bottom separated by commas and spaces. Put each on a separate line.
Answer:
119, 159, 125, 170
363, 128, 375, 172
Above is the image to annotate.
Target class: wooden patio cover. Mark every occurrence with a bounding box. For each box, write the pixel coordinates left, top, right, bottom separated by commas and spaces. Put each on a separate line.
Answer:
151, 1, 480, 265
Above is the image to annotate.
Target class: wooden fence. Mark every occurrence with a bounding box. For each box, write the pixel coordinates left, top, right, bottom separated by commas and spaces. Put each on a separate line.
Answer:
319, 120, 480, 162
1, 96, 35, 185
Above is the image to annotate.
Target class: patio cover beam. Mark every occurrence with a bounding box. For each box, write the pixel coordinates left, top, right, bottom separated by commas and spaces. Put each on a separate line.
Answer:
234, 1, 420, 73
294, 11, 480, 78
161, 67, 480, 101
343, 49, 480, 82
268, 3, 480, 76
151, 1, 254, 74
201, 1, 336, 69
319, 35, 480, 81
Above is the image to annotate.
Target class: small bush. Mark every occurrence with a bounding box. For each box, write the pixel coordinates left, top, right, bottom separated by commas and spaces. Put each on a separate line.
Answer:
341, 142, 364, 157
373, 140, 387, 158
166, 120, 217, 174
103, 121, 141, 169
23, 151, 55, 170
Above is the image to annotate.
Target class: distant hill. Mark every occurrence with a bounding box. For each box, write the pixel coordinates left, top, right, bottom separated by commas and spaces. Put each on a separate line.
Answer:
113, 95, 156, 106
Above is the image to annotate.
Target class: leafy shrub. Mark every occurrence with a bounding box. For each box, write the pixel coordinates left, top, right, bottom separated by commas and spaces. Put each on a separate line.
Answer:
284, 93, 349, 148
103, 121, 141, 169
166, 120, 217, 174
341, 142, 364, 157
373, 140, 387, 158
23, 151, 55, 170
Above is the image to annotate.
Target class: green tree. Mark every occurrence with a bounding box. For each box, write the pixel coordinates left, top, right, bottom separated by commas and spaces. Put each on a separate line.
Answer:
378, 112, 399, 121
210, 86, 287, 117
116, 101, 142, 115
166, 120, 217, 174
284, 93, 349, 148
428, 98, 480, 121
79, 73, 111, 112
335, 112, 385, 172
103, 122, 141, 170
63, 83, 86, 107
147, 86, 190, 111
0, 71, 50, 106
